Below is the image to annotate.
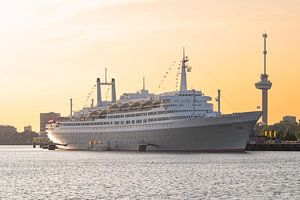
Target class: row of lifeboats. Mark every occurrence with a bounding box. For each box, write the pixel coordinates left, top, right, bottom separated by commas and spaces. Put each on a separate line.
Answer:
84, 100, 162, 118
110, 99, 161, 109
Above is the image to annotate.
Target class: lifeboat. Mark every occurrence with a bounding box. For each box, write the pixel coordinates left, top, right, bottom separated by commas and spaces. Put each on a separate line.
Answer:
100, 110, 108, 115
142, 100, 153, 107
130, 101, 142, 108
120, 103, 130, 108
110, 103, 120, 109
89, 111, 99, 116
153, 100, 161, 105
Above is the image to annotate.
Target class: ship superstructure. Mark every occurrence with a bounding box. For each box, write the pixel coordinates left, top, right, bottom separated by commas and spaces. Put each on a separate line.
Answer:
47, 50, 261, 151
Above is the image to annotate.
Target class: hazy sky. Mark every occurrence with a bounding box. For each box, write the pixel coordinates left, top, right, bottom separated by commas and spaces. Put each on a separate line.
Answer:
0, 0, 300, 131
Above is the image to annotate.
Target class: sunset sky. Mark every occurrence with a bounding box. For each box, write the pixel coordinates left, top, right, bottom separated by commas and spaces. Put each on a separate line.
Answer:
0, 0, 299, 131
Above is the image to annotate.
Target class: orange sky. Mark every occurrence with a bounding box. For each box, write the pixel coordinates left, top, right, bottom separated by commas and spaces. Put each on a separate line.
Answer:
0, 0, 299, 131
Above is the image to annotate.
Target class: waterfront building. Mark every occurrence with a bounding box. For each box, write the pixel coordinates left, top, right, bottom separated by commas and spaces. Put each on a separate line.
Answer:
40, 112, 61, 133
0, 125, 38, 144
0, 125, 17, 134
24, 125, 32, 133
282, 116, 297, 124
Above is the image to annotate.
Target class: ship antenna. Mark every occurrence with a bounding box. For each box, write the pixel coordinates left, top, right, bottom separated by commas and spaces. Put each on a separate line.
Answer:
105, 68, 107, 83
143, 75, 145, 91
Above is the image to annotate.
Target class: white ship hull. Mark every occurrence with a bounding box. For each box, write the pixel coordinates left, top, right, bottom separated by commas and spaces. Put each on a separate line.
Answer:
48, 111, 261, 152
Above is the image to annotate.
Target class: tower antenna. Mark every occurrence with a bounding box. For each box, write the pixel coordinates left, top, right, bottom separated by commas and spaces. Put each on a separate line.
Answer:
263, 33, 267, 75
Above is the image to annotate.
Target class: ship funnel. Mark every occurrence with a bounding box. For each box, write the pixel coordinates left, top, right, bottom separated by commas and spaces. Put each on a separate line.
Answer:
111, 78, 116, 103
97, 78, 102, 106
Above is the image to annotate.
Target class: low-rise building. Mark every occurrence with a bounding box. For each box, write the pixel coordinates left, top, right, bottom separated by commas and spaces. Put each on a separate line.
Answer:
0, 125, 17, 134
24, 125, 32, 132
0, 125, 38, 144
282, 116, 297, 124
40, 112, 61, 133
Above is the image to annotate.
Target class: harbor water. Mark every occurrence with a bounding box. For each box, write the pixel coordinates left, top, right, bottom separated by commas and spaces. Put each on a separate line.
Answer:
0, 146, 299, 199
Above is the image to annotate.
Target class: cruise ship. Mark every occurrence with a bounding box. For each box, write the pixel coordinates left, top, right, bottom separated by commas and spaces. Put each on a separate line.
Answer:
46, 50, 261, 151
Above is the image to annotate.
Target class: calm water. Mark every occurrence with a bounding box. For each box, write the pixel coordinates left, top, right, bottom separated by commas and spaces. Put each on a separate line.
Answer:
0, 146, 299, 200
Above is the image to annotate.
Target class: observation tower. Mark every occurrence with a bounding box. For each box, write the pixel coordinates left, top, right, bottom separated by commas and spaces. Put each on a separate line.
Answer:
255, 33, 272, 125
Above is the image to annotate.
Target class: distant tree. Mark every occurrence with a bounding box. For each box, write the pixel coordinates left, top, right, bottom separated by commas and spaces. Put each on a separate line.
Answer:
264, 121, 298, 141
259, 125, 269, 136
295, 125, 300, 140
279, 121, 297, 141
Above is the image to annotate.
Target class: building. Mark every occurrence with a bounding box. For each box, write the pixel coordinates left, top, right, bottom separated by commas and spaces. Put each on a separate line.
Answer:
40, 112, 61, 133
24, 125, 32, 132
282, 116, 297, 124
0, 124, 38, 145
0, 125, 17, 145
0, 125, 17, 134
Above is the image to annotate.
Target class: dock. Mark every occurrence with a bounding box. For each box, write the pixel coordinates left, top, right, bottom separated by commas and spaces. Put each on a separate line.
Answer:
33, 136, 57, 150
247, 143, 300, 151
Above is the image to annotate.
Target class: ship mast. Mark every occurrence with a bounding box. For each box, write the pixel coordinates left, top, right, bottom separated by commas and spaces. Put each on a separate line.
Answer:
180, 47, 189, 91
143, 75, 145, 91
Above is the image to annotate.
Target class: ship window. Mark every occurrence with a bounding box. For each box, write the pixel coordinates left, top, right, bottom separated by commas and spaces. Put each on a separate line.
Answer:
126, 120, 130, 124
132, 120, 135, 124
143, 119, 147, 123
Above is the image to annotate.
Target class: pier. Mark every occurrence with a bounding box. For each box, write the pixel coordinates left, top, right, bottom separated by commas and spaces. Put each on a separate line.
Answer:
32, 136, 60, 150
247, 143, 300, 151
